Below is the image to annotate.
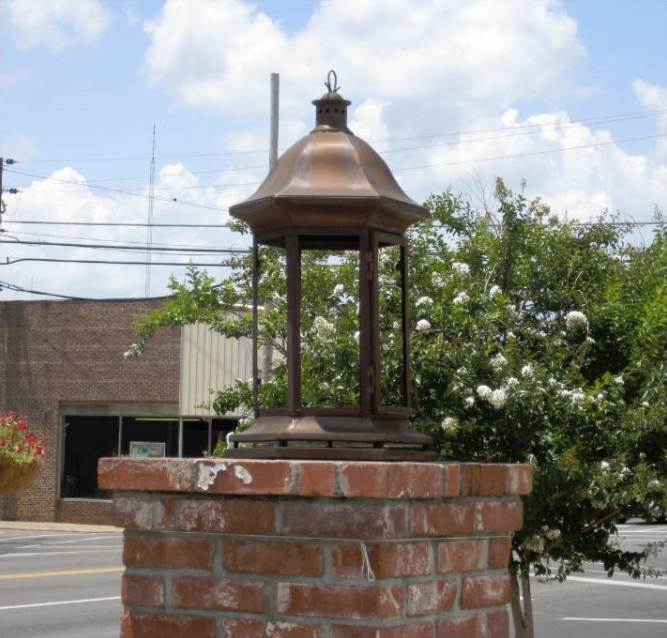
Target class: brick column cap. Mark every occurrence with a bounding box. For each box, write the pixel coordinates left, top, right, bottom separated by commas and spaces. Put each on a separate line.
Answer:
99, 458, 532, 499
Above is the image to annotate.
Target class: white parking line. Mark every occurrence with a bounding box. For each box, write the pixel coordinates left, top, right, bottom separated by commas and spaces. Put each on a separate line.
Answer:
0, 550, 121, 558
0, 533, 117, 543
37, 536, 121, 546
15, 543, 121, 550
563, 618, 667, 624
0, 596, 121, 611
567, 576, 667, 590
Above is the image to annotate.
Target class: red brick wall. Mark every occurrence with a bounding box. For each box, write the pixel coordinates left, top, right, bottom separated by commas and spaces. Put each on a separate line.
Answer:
0, 298, 180, 524
99, 459, 532, 638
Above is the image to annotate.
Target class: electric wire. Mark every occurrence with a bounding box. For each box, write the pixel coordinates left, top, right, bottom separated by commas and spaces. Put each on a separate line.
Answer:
3, 167, 231, 212
391, 133, 667, 172
0, 258, 234, 267
13, 108, 666, 164
0, 280, 99, 300
7, 133, 666, 200
1, 220, 232, 228
0, 239, 248, 254
12, 111, 667, 190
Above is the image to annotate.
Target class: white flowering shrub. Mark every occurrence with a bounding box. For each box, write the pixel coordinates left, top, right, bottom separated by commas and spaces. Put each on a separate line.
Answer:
408, 181, 667, 603
130, 179, 666, 635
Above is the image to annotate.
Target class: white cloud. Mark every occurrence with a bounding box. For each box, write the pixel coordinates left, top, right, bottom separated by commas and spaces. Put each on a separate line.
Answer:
5, 0, 111, 53
351, 99, 390, 141
140, 0, 664, 231
633, 78, 667, 161
1, 166, 253, 300
143, 0, 584, 121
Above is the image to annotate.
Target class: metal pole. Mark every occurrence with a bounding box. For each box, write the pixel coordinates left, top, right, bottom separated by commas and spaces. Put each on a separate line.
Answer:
269, 74, 280, 170
261, 74, 279, 382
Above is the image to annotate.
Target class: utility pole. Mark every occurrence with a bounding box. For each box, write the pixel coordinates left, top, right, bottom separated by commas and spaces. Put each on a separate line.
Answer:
260, 74, 280, 381
269, 73, 280, 170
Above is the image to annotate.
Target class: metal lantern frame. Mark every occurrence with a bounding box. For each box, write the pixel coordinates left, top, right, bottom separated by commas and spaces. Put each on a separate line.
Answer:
226, 73, 435, 461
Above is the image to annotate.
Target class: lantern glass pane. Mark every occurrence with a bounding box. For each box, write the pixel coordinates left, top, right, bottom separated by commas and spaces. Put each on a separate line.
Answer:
378, 243, 407, 407
257, 245, 288, 409
300, 246, 361, 408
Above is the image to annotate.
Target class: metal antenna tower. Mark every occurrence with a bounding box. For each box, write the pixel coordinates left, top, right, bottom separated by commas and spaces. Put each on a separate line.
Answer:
145, 125, 156, 297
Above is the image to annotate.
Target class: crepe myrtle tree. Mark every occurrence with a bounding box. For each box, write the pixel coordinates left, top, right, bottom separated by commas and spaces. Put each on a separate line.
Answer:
128, 179, 666, 638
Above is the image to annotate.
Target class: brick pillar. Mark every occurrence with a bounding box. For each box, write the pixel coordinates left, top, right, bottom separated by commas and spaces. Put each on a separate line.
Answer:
98, 458, 532, 638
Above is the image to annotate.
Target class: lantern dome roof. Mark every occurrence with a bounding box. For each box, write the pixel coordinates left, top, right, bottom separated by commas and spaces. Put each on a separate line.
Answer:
230, 72, 428, 236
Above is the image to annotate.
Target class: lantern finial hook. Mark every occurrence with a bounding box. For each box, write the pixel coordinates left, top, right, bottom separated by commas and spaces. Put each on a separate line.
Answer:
324, 70, 340, 94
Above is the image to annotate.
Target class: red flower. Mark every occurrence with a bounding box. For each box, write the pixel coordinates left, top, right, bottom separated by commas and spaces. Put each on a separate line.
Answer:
0, 438, 6, 447
15, 444, 23, 453
26, 434, 37, 447
17, 421, 28, 431
36, 446, 45, 457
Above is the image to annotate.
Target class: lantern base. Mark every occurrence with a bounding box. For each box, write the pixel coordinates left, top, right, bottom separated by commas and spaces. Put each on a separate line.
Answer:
225, 415, 436, 461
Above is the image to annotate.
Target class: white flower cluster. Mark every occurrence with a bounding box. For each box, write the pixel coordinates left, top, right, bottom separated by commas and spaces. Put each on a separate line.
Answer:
565, 310, 589, 332
452, 262, 470, 277
521, 364, 534, 379
333, 283, 345, 296
453, 292, 470, 305
489, 285, 502, 298
441, 417, 458, 433
477, 385, 492, 400
416, 319, 431, 331
490, 353, 508, 371
476, 385, 507, 409
489, 388, 507, 409
123, 343, 143, 359
557, 387, 586, 407
432, 272, 445, 287
541, 526, 561, 542
416, 296, 434, 308
503, 377, 520, 390
524, 536, 545, 553
464, 396, 475, 408
313, 316, 334, 337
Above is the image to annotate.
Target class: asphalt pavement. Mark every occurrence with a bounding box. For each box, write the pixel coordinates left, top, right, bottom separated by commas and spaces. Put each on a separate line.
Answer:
523, 522, 667, 638
0, 522, 665, 638
0, 527, 123, 638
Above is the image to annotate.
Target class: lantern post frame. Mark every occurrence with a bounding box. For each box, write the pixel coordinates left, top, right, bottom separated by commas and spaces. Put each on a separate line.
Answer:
226, 74, 435, 460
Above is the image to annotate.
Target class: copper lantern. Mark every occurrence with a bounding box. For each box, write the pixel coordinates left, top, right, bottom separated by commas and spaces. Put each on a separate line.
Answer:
226, 73, 435, 461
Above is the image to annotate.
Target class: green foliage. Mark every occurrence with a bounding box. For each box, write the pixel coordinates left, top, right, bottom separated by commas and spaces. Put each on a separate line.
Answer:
128, 179, 667, 586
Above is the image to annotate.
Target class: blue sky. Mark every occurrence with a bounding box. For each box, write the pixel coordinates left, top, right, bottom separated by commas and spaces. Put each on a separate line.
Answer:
1, 0, 665, 300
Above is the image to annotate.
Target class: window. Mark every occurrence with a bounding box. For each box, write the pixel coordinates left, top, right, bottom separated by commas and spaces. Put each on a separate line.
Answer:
61, 416, 119, 499
60, 413, 238, 499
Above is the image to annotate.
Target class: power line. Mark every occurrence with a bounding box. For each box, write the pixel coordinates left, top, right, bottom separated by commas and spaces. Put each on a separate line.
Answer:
3, 167, 230, 213
19, 181, 262, 193
2, 220, 232, 228
11, 109, 667, 190
392, 133, 667, 171
13, 108, 666, 164
0, 239, 248, 254
0, 258, 233, 267
7, 133, 666, 200
0, 279, 97, 300
2, 228, 247, 250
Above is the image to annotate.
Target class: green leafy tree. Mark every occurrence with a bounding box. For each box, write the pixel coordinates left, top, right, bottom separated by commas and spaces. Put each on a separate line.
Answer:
128, 180, 666, 637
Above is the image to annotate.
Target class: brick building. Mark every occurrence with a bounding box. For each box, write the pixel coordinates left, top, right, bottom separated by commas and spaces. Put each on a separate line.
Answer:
0, 298, 247, 525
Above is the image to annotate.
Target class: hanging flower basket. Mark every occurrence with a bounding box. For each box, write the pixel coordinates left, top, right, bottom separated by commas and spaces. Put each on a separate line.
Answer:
0, 455, 42, 495
1, 411, 46, 495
